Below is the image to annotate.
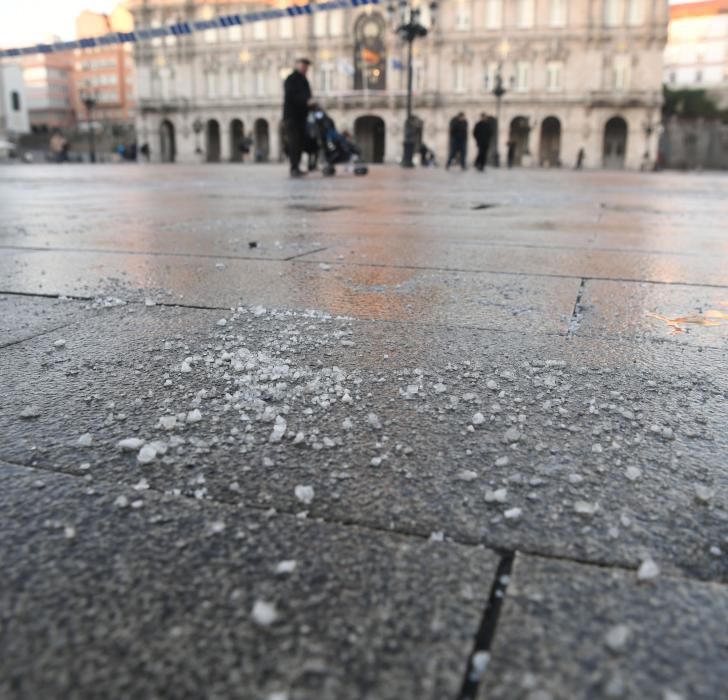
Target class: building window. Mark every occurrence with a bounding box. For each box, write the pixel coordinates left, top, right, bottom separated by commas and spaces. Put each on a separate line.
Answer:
413, 60, 425, 92
11, 91, 21, 111
228, 25, 242, 42
454, 63, 465, 92
206, 72, 217, 98
253, 21, 267, 40
485, 0, 502, 28
230, 71, 241, 97
517, 0, 535, 28
549, 0, 567, 27
612, 54, 630, 90
255, 70, 266, 96
279, 16, 293, 38
317, 64, 335, 93
455, 0, 471, 30
604, 0, 621, 27
484, 62, 498, 90
626, 0, 642, 26
314, 11, 327, 37
330, 10, 343, 35
515, 61, 530, 90
546, 61, 563, 90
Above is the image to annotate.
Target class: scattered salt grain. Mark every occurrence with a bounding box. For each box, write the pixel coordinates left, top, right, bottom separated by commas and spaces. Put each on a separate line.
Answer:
186, 409, 202, 424
53, 339, 66, 349
429, 531, 445, 542
625, 466, 642, 481
251, 600, 278, 627
485, 488, 508, 503
77, 433, 93, 447
367, 413, 382, 430
133, 478, 150, 492
19, 406, 41, 419
114, 495, 129, 508
216, 318, 227, 327
275, 560, 297, 575
495, 456, 509, 467
472, 412, 485, 426
64, 525, 76, 540
118, 437, 144, 451
637, 556, 660, 582
469, 651, 490, 681
694, 484, 714, 504
504, 507, 522, 520
574, 500, 599, 517
604, 624, 630, 653
208, 520, 226, 534
294, 484, 314, 505
456, 469, 478, 482
503, 426, 521, 443
158, 415, 178, 430
137, 445, 157, 464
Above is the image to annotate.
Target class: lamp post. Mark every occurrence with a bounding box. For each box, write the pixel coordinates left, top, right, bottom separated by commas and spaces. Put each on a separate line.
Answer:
492, 40, 509, 168
80, 88, 98, 163
387, 0, 438, 168
192, 117, 204, 155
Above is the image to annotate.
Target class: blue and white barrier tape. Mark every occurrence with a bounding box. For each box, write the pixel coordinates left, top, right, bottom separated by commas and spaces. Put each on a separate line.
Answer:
0, 0, 381, 58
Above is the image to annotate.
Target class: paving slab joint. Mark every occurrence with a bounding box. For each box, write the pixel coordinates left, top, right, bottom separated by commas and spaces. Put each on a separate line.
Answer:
567, 278, 587, 335
457, 550, 515, 700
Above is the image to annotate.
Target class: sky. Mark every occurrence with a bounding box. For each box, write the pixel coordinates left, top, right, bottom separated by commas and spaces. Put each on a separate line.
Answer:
0, 0, 703, 50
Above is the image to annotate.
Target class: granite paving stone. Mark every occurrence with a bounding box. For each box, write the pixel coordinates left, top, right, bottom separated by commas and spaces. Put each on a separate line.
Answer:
483, 554, 728, 700
0, 461, 497, 700
0, 302, 725, 583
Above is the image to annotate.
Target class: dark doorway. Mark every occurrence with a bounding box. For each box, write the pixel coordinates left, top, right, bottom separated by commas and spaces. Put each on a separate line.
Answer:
508, 116, 530, 166
160, 120, 176, 163
539, 116, 561, 167
354, 115, 386, 163
206, 119, 221, 163
230, 119, 244, 162
485, 116, 498, 165
254, 119, 270, 162
603, 116, 628, 169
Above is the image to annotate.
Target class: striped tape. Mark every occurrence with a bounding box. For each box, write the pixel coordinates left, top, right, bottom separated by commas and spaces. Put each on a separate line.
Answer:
0, 0, 381, 58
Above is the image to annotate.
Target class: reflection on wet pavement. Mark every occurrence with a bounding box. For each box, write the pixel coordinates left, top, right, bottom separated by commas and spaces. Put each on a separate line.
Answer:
648, 302, 728, 334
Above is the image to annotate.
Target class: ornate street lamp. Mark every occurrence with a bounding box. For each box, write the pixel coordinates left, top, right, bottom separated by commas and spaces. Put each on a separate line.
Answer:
79, 87, 98, 163
387, 0, 438, 168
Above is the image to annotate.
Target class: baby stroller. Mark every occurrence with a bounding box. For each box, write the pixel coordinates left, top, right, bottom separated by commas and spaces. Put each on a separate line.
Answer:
307, 109, 368, 176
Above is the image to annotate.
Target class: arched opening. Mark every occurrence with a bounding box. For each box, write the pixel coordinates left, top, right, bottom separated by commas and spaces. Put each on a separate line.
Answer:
508, 116, 530, 167
230, 119, 244, 162
354, 115, 386, 163
254, 118, 270, 162
206, 119, 221, 163
603, 116, 628, 169
539, 116, 562, 167
159, 120, 176, 163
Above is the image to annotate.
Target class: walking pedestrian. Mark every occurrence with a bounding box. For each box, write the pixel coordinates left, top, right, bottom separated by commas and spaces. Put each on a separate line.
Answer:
283, 58, 313, 178
446, 113, 468, 170
575, 147, 585, 170
473, 113, 492, 171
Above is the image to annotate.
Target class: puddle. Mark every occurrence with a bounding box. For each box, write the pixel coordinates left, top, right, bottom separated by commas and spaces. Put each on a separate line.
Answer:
647, 302, 728, 334
287, 204, 352, 213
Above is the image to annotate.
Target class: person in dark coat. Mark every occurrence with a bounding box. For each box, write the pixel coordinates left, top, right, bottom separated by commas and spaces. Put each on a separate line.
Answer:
446, 113, 468, 170
473, 113, 492, 171
283, 58, 313, 177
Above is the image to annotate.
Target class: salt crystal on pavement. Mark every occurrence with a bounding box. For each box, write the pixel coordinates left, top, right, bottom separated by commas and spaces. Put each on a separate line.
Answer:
637, 556, 660, 581
472, 412, 485, 425
118, 437, 144, 451
77, 433, 93, 447
604, 624, 630, 653
275, 560, 297, 575
251, 600, 278, 627
186, 409, 202, 423
137, 445, 157, 464
294, 484, 314, 505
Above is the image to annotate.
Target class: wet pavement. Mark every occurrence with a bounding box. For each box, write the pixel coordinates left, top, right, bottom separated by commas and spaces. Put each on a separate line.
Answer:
0, 164, 726, 700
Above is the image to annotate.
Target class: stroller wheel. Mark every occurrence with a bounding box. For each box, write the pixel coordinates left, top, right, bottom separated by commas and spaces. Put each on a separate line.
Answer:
354, 165, 368, 176
323, 165, 336, 176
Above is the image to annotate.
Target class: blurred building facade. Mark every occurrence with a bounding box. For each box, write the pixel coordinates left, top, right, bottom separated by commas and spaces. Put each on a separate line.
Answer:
21, 49, 75, 132
73, 6, 137, 129
130, 0, 668, 169
0, 63, 31, 146
664, 0, 728, 89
